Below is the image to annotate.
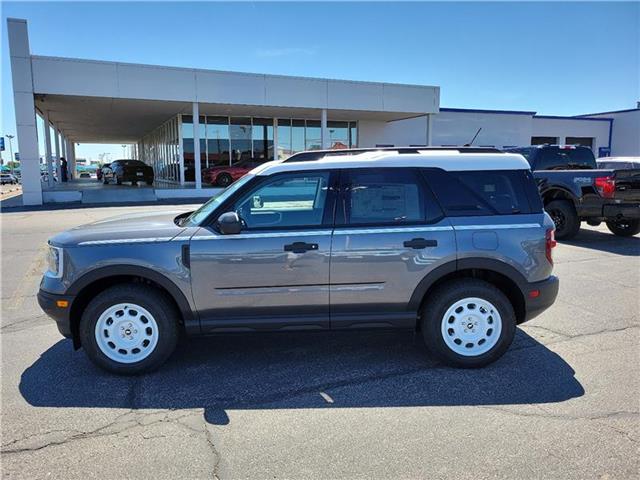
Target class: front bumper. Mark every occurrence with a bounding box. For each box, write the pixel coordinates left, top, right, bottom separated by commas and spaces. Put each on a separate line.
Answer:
37, 289, 75, 338
522, 275, 559, 323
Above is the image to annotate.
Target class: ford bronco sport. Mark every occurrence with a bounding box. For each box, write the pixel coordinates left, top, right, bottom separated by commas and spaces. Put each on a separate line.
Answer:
38, 149, 559, 374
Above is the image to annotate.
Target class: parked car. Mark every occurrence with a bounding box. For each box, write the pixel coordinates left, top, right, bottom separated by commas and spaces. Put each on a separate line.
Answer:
97, 163, 110, 181
0, 173, 19, 185
202, 160, 260, 187
597, 157, 640, 170
504, 145, 640, 238
38, 147, 559, 374
102, 159, 153, 186
79, 172, 91, 179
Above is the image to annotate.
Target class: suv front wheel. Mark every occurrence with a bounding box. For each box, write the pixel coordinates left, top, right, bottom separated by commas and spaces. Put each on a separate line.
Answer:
421, 279, 516, 368
80, 284, 180, 375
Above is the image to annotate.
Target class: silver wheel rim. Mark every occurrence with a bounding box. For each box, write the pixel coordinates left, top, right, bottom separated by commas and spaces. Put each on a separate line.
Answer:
440, 297, 502, 357
94, 303, 159, 364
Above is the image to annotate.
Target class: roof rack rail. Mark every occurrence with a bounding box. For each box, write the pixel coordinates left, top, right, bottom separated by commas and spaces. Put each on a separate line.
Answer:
282, 146, 504, 163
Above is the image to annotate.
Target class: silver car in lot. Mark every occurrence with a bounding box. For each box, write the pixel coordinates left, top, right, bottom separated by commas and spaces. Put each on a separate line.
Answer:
38, 148, 559, 374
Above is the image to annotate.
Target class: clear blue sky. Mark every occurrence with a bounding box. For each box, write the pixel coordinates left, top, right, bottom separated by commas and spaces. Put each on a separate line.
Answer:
2, 1, 639, 160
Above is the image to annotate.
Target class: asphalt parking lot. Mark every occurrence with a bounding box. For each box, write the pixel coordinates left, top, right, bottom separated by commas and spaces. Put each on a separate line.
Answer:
1, 204, 638, 479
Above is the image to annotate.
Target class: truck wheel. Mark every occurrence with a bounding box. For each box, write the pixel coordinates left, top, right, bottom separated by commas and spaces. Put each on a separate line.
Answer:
79, 284, 180, 375
116, 175, 122, 185
546, 200, 580, 240
216, 173, 232, 187
606, 218, 640, 237
420, 279, 516, 368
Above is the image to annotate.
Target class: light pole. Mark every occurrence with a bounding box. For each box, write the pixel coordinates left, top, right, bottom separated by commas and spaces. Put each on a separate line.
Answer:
6, 134, 15, 175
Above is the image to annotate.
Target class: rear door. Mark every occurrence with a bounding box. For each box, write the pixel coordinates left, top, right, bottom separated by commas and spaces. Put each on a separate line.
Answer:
329, 168, 456, 328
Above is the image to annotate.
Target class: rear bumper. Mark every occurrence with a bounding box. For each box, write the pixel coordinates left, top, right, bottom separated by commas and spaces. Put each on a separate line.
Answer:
522, 275, 559, 323
37, 289, 74, 338
603, 203, 640, 219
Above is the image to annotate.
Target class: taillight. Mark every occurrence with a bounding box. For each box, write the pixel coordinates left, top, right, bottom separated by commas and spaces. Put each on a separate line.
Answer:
546, 228, 557, 265
595, 176, 616, 198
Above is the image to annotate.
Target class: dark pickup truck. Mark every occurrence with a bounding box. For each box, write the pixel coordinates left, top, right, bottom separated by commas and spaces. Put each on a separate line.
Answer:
505, 145, 640, 239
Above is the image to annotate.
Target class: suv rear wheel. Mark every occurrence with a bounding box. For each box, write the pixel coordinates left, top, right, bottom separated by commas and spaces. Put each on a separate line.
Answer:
79, 284, 180, 375
546, 199, 580, 240
421, 279, 516, 368
606, 218, 640, 237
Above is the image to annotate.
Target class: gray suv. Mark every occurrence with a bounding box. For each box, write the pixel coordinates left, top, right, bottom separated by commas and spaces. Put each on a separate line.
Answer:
38, 149, 559, 374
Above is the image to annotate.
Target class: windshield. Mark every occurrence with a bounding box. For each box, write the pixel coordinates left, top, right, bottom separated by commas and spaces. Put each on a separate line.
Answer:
182, 174, 254, 227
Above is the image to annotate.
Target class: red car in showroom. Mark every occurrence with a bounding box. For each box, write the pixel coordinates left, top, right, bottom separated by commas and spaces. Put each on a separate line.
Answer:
202, 160, 260, 187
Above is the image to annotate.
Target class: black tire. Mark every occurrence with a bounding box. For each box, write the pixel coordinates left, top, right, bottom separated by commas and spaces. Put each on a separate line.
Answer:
546, 199, 580, 240
146, 180, 153, 186
421, 279, 516, 368
103, 178, 109, 185
79, 284, 180, 375
116, 175, 122, 185
216, 173, 232, 187
606, 218, 640, 237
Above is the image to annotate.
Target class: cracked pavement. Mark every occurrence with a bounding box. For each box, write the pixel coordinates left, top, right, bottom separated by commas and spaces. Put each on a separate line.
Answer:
2, 205, 639, 479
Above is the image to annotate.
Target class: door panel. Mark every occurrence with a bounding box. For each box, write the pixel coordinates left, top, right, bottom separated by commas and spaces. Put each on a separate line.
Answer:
329, 222, 457, 326
190, 227, 332, 331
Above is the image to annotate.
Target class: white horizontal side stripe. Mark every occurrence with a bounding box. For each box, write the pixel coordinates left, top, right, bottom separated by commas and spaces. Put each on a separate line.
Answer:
453, 223, 541, 231
333, 226, 453, 235
78, 237, 174, 246
193, 230, 332, 240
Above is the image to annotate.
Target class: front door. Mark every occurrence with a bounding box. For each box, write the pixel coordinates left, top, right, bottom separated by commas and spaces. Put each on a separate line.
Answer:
190, 171, 335, 333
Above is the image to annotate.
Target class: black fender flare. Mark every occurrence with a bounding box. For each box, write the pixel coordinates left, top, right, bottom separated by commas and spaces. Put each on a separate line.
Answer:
67, 265, 196, 325
537, 182, 580, 207
407, 258, 528, 312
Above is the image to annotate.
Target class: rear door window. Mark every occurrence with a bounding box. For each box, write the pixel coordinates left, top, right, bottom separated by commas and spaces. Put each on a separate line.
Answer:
340, 168, 441, 225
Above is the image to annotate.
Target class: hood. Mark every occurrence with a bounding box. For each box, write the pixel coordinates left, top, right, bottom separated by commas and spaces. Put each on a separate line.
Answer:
49, 210, 190, 247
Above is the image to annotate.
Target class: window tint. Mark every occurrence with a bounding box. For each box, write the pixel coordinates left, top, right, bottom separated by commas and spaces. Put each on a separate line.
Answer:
343, 169, 430, 225
234, 172, 330, 229
424, 169, 533, 216
535, 147, 596, 170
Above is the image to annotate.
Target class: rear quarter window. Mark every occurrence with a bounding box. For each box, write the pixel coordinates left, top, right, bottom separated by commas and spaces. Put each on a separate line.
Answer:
423, 169, 538, 216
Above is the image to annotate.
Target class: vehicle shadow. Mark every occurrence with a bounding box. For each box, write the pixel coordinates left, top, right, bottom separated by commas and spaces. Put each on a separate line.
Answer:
564, 227, 640, 256
20, 330, 584, 425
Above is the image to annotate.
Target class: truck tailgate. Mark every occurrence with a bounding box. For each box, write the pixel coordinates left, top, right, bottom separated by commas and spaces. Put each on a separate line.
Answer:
614, 169, 640, 202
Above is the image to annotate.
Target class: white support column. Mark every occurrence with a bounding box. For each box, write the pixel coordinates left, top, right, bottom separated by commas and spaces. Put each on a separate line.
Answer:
272, 117, 278, 161
54, 127, 62, 181
43, 111, 54, 187
61, 133, 67, 161
8, 19, 43, 205
426, 114, 433, 146
193, 103, 202, 189
178, 115, 185, 185
320, 109, 329, 149
558, 136, 565, 146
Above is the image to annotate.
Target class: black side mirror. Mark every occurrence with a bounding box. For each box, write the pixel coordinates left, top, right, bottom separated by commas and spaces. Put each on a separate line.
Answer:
217, 211, 242, 235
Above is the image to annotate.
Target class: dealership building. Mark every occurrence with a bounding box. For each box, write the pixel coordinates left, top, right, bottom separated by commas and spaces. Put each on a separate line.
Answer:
8, 18, 640, 206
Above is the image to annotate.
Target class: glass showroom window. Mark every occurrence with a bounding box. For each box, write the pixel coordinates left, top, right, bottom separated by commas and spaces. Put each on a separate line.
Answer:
182, 114, 206, 182
292, 120, 306, 155
349, 121, 358, 148
252, 118, 274, 163
328, 121, 349, 150
277, 119, 292, 160
206, 116, 230, 168
230, 117, 252, 165
305, 120, 322, 150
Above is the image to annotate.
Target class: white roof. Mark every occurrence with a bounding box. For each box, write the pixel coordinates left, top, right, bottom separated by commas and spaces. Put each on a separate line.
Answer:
253, 151, 531, 176
597, 157, 640, 162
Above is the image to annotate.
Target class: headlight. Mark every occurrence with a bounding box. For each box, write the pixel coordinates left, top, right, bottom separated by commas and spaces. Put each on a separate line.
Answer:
46, 245, 63, 278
